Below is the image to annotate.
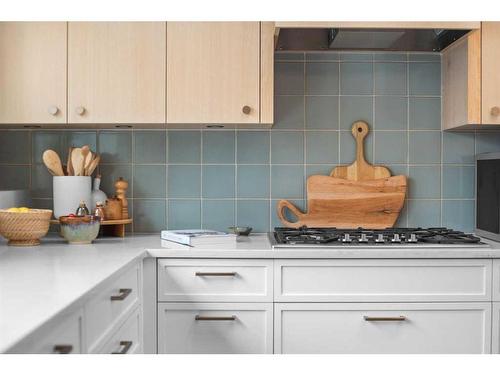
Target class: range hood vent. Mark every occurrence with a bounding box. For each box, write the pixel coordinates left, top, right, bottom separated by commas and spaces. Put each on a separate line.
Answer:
276, 28, 470, 52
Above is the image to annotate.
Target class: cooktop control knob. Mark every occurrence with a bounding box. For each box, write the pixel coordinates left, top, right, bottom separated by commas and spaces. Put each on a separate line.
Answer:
407, 233, 418, 243
342, 233, 352, 243
391, 233, 401, 243
375, 233, 385, 243
359, 233, 368, 243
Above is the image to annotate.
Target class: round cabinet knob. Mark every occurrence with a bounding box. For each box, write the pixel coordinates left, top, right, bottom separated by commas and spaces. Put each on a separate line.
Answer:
491, 106, 500, 117
48, 106, 59, 116
242, 105, 251, 115
75, 106, 86, 116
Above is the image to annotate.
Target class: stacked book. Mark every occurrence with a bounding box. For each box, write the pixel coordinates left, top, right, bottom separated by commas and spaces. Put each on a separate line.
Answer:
161, 229, 236, 247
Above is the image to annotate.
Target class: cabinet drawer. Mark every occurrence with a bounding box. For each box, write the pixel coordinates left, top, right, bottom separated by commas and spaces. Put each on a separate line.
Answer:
157, 259, 273, 302
275, 302, 491, 354
158, 303, 273, 353
85, 262, 141, 352
95, 307, 142, 354
8, 309, 83, 354
275, 259, 491, 302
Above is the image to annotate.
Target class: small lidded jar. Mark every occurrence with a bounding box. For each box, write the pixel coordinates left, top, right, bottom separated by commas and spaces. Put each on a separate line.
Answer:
93, 202, 106, 221
75, 201, 90, 216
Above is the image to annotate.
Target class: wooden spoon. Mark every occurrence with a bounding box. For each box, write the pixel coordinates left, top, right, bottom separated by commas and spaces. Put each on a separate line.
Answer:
42, 149, 65, 176
71, 147, 84, 176
80, 145, 90, 176
67, 147, 74, 176
86, 154, 100, 176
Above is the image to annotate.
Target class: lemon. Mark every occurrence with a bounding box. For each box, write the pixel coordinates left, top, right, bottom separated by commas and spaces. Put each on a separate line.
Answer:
7, 207, 20, 212
18, 207, 30, 212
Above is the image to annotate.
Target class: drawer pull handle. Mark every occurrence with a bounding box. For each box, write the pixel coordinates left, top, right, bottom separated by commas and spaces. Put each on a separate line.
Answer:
195, 315, 237, 321
112, 341, 133, 354
53, 344, 73, 354
363, 315, 407, 322
110, 288, 132, 301
195, 272, 237, 277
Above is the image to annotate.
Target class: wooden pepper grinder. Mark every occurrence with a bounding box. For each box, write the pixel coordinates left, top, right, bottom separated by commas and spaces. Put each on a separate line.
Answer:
115, 177, 129, 219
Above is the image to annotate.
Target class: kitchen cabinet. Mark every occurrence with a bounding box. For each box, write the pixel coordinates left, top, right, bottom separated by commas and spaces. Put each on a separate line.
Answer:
442, 22, 500, 129
493, 303, 500, 354
275, 302, 491, 354
68, 22, 166, 124
166, 22, 274, 125
0, 22, 67, 124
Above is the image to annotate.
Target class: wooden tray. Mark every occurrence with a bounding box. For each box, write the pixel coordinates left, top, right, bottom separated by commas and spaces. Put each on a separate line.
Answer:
50, 218, 132, 237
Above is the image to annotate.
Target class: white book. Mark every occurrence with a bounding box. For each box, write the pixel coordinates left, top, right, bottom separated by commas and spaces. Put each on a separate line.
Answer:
161, 229, 236, 246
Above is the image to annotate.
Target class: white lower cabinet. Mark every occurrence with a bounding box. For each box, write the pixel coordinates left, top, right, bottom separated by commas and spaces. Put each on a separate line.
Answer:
493, 302, 500, 354
275, 302, 492, 354
157, 302, 273, 354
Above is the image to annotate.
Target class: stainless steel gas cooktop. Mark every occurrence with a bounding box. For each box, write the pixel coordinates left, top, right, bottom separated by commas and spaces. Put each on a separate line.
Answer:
271, 227, 487, 248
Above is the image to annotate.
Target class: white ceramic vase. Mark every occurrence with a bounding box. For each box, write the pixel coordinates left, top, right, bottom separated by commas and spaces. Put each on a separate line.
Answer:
53, 176, 92, 218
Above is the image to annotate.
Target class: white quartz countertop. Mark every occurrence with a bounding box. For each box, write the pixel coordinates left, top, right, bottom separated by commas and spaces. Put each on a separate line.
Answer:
2, 233, 500, 352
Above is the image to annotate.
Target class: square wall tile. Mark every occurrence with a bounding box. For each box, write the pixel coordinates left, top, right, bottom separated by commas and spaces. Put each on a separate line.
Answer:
133, 199, 166, 232
408, 200, 441, 227
0, 131, 30, 164
202, 165, 235, 198
386, 164, 408, 176
339, 96, 373, 130
409, 62, 441, 96
374, 63, 407, 95
443, 132, 475, 164
409, 131, 441, 164
134, 131, 166, 164
271, 165, 304, 199
409, 53, 441, 62
30, 164, 52, 198
275, 96, 305, 129
395, 201, 408, 227
168, 200, 201, 230
373, 52, 407, 62
305, 96, 339, 129
374, 96, 408, 130
442, 166, 475, 199
305, 52, 339, 61
0, 165, 30, 190
340, 130, 373, 164
236, 131, 270, 164
306, 164, 335, 177
305, 62, 339, 95
202, 131, 235, 163
168, 165, 201, 198
275, 62, 304, 95
98, 131, 132, 163
373, 131, 407, 164
98, 164, 132, 198
408, 166, 441, 199
340, 52, 373, 61
237, 165, 270, 198
271, 199, 305, 229
202, 200, 235, 231
133, 165, 166, 198
476, 132, 500, 154
168, 131, 201, 163
409, 98, 441, 130
340, 62, 373, 95
237, 200, 270, 232
275, 51, 304, 61
442, 200, 474, 233
32, 131, 65, 164
305, 131, 339, 164
65, 131, 97, 151
271, 132, 304, 164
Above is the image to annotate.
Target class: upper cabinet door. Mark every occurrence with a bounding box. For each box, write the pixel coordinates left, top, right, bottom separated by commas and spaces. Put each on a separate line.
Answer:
481, 22, 500, 125
167, 22, 261, 124
68, 22, 166, 124
0, 22, 67, 124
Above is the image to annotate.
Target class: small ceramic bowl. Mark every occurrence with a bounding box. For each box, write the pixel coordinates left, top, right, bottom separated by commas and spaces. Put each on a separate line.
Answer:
228, 226, 253, 236
59, 215, 100, 244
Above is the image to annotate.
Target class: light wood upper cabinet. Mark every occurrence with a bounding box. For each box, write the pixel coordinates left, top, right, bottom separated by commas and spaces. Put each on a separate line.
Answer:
167, 22, 273, 125
68, 22, 166, 124
0, 22, 67, 124
442, 22, 500, 129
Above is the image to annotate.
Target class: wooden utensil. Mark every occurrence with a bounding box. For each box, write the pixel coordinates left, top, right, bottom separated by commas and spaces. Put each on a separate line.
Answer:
80, 145, 90, 176
42, 149, 65, 176
277, 175, 407, 229
71, 147, 84, 176
83, 149, 93, 174
67, 147, 74, 176
331, 121, 391, 181
86, 154, 100, 176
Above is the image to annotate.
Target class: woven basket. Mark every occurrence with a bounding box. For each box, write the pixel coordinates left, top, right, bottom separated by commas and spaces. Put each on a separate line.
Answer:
0, 209, 52, 246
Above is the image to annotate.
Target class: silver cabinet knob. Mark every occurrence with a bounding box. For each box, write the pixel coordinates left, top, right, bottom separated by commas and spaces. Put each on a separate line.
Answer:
75, 106, 86, 116
491, 106, 500, 117
48, 106, 59, 116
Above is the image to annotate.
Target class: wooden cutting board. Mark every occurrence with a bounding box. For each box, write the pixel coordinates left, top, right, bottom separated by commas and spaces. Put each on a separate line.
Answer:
331, 121, 391, 181
277, 175, 407, 229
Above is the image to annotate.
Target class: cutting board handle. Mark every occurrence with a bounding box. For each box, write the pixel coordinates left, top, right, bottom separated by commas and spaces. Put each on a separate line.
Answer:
352, 120, 369, 166
276, 200, 304, 227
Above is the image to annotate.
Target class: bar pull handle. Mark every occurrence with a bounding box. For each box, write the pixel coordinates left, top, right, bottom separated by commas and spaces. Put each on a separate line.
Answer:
53, 344, 73, 354
195, 315, 237, 321
363, 315, 407, 322
110, 288, 132, 301
112, 341, 133, 354
195, 272, 237, 277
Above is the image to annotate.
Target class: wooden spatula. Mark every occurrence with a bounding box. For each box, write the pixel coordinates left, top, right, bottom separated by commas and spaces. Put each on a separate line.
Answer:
331, 121, 391, 181
42, 149, 65, 176
71, 147, 84, 176
67, 147, 74, 175
86, 154, 100, 176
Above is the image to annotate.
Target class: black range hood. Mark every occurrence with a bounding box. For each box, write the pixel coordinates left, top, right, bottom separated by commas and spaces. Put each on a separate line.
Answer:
276, 28, 470, 52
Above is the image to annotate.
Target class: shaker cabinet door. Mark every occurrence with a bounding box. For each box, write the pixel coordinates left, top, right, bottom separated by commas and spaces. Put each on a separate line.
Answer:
68, 22, 166, 124
0, 22, 67, 124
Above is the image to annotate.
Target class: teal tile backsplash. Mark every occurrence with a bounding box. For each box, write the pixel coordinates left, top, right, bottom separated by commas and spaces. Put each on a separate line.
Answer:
2, 51, 497, 233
